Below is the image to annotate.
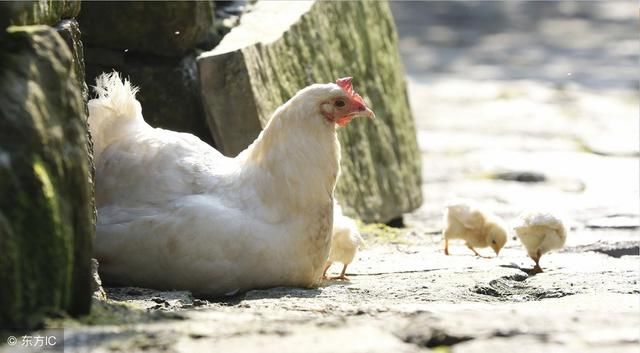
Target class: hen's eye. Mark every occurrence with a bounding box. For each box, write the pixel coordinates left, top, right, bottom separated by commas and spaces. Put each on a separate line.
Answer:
334, 99, 346, 108
491, 240, 497, 245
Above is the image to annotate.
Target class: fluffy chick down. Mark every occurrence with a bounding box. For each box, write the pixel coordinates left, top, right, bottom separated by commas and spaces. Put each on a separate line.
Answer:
323, 203, 364, 280
443, 200, 508, 257
514, 212, 567, 273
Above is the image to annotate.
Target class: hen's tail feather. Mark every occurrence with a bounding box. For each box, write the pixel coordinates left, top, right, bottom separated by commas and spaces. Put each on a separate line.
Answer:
88, 71, 143, 161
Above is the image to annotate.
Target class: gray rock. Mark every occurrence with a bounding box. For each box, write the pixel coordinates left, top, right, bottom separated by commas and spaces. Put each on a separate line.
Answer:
78, 1, 215, 57
78, 0, 218, 148
84, 48, 215, 147
0, 0, 80, 28
563, 240, 639, 258
493, 171, 547, 183
198, 0, 423, 223
55, 19, 87, 105
55, 16, 97, 228
585, 215, 640, 230
0, 25, 94, 328
54, 17, 97, 318
91, 259, 106, 301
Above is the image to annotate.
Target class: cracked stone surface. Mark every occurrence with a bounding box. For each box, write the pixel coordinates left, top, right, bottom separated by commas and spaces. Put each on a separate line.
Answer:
4, 2, 636, 353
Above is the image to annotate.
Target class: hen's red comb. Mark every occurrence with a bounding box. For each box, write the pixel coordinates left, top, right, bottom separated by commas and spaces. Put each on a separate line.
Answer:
336, 77, 365, 105
336, 77, 354, 94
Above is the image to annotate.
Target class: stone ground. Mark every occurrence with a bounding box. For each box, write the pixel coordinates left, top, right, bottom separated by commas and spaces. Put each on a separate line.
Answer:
5, 2, 638, 353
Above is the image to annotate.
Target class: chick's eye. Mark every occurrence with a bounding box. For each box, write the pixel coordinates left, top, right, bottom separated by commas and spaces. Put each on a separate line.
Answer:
334, 99, 346, 108
491, 239, 497, 245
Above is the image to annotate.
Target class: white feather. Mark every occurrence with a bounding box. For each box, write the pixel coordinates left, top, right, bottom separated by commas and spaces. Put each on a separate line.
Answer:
87, 72, 145, 161
89, 73, 350, 296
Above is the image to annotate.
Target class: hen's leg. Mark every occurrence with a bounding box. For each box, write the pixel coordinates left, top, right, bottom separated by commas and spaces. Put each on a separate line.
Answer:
330, 265, 349, 281
444, 238, 450, 256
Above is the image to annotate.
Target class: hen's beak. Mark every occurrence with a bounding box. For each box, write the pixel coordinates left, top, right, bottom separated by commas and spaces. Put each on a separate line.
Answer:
351, 105, 375, 120
361, 106, 376, 120
336, 102, 375, 127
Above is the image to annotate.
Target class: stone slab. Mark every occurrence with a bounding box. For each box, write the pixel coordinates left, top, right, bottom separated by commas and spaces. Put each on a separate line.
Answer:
198, 0, 423, 223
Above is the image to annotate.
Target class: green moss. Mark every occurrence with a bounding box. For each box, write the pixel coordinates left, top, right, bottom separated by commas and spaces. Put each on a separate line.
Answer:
7, 0, 81, 26
33, 157, 56, 208
432, 347, 452, 353
0, 25, 93, 329
201, 0, 423, 223
358, 221, 406, 245
0, 213, 21, 327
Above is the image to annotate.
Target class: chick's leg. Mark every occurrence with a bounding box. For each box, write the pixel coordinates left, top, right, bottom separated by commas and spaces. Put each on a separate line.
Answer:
322, 262, 332, 280
532, 250, 543, 273
466, 244, 490, 258
532, 262, 543, 273
444, 238, 450, 256
330, 265, 349, 281
525, 250, 544, 275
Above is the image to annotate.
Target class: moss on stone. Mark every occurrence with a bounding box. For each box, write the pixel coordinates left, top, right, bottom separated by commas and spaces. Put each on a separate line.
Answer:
2, 0, 81, 27
359, 222, 405, 245
0, 25, 93, 329
199, 0, 423, 223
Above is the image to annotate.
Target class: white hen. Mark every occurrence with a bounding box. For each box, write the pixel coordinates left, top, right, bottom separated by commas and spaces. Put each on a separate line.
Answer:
323, 203, 364, 280
443, 200, 508, 257
88, 72, 374, 296
514, 212, 567, 273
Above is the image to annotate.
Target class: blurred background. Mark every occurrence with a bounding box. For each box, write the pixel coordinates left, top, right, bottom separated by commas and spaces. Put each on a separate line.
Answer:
393, 1, 636, 88
390, 1, 638, 232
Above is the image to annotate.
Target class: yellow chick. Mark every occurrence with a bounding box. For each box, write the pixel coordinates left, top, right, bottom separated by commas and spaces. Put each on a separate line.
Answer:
323, 203, 364, 280
443, 200, 508, 257
514, 212, 567, 274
